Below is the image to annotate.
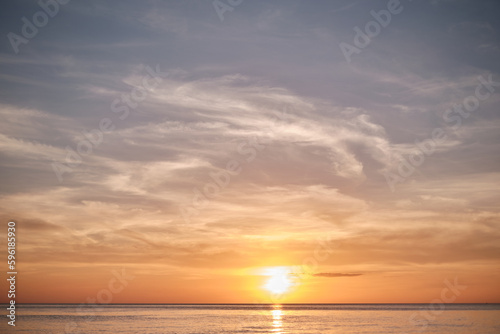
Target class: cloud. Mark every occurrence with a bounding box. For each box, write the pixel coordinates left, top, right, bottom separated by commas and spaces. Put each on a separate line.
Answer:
0, 216, 65, 233
313, 273, 363, 278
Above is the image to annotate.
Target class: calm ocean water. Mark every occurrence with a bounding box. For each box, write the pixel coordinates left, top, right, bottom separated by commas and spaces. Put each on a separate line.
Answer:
1, 304, 499, 333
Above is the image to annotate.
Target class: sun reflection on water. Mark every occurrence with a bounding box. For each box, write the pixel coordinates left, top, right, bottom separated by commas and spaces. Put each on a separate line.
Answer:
271, 305, 283, 333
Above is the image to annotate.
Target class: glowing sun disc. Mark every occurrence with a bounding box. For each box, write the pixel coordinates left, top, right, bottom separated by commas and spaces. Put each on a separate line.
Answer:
263, 267, 293, 295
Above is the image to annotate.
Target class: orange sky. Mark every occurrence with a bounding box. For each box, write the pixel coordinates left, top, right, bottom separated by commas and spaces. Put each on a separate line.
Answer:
1, 208, 499, 304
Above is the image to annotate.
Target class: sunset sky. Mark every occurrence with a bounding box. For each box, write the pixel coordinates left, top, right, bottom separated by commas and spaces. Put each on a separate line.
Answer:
0, 0, 499, 304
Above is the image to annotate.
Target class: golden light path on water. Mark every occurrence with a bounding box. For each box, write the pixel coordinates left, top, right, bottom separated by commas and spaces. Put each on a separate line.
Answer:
271, 305, 283, 333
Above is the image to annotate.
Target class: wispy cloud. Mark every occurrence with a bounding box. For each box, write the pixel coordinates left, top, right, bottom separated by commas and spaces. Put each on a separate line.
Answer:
313, 273, 363, 278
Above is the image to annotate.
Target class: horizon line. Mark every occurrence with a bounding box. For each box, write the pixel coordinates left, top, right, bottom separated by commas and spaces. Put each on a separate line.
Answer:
3, 302, 500, 305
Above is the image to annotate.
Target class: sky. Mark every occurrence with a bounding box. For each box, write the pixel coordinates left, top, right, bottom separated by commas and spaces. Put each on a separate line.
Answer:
0, 0, 499, 304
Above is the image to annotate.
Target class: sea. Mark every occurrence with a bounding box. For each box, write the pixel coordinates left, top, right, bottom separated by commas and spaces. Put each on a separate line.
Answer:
1, 304, 499, 333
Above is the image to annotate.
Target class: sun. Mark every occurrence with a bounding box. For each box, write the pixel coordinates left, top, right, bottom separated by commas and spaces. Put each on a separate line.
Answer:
262, 267, 294, 295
